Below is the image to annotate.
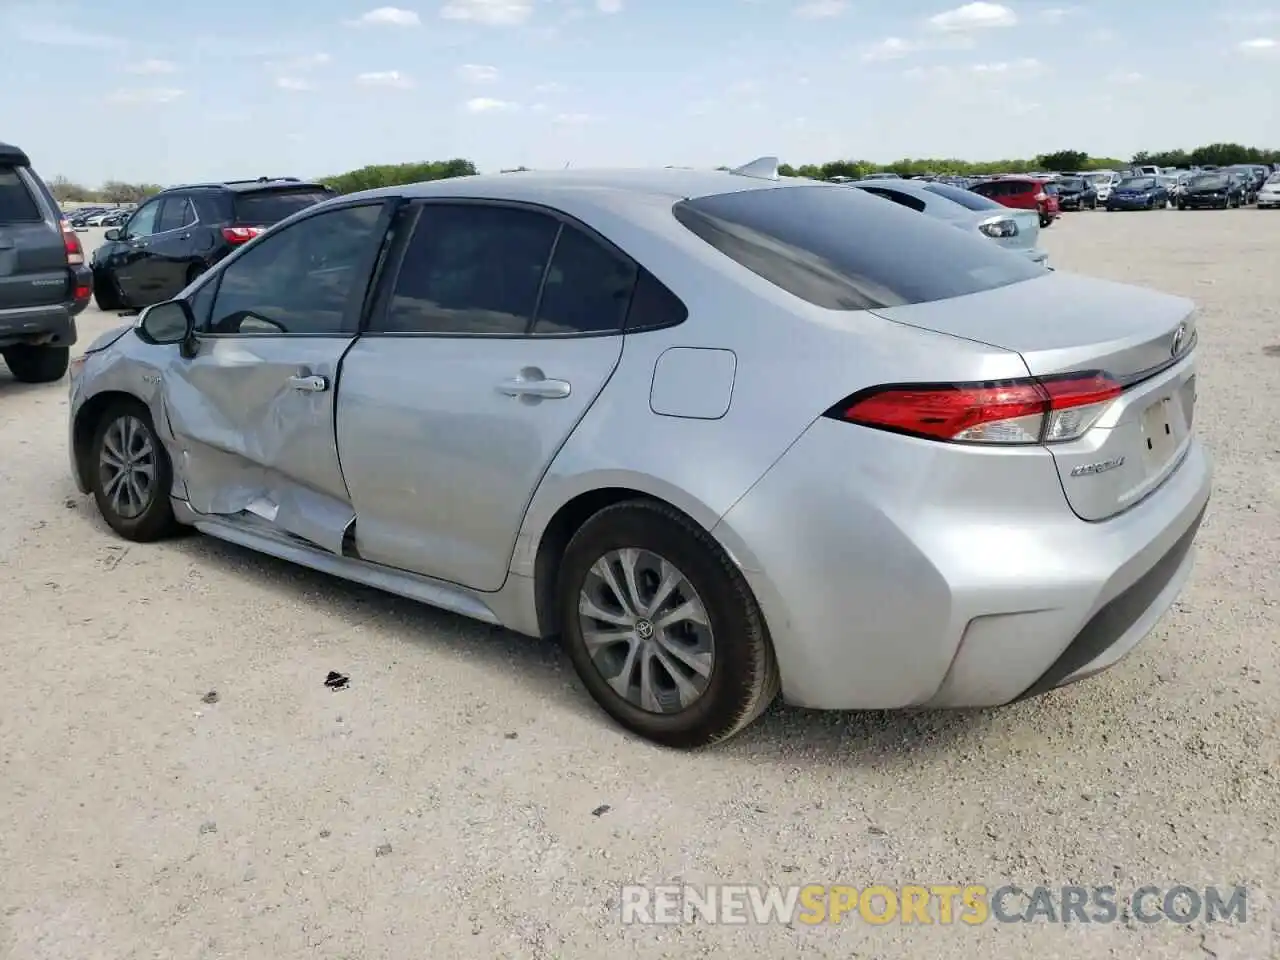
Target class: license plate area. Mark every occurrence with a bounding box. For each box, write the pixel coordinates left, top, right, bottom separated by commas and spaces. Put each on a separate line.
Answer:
1141, 396, 1181, 476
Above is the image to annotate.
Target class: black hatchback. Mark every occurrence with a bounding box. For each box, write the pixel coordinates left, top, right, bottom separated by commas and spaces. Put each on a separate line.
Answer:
90, 177, 335, 311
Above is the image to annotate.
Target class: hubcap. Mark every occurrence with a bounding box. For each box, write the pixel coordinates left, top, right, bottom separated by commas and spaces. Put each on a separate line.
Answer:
578, 548, 714, 714
98, 415, 157, 520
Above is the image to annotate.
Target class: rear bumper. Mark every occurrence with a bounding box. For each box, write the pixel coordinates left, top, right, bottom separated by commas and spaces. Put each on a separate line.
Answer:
714, 417, 1213, 711
0, 302, 79, 349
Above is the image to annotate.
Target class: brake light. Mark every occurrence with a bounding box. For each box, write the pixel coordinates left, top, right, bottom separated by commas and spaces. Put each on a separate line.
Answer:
61, 222, 84, 265
826, 372, 1122, 445
222, 226, 263, 245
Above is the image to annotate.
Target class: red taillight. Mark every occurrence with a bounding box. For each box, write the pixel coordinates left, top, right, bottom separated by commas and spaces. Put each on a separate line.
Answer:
62, 224, 84, 265
222, 226, 263, 244
73, 283, 91, 300
827, 372, 1122, 445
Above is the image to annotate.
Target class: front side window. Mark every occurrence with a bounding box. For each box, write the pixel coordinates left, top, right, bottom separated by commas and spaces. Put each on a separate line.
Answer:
205, 203, 385, 335
673, 184, 1043, 311
378, 204, 560, 335
126, 199, 161, 237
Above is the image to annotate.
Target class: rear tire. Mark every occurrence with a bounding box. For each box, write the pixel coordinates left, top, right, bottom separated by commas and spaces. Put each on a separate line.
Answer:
2, 344, 70, 383
557, 500, 780, 748
88, 400, 180, 542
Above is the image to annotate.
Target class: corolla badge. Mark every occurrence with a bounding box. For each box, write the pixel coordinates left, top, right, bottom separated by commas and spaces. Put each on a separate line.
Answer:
1171, 322, 1188, 358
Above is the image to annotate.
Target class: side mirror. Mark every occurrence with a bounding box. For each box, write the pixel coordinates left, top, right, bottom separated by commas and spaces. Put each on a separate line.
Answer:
135, 300, 194, 346
104, 228, 122, 241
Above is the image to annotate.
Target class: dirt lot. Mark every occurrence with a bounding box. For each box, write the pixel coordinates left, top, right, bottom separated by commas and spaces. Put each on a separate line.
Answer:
1, 213, 1278, 960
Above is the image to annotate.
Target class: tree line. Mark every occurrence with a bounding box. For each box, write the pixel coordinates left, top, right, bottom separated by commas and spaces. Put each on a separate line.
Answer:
48, 142, 1279, 203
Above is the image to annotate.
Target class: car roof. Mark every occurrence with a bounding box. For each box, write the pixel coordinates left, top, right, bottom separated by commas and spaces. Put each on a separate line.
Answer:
345, 168, 793, 207
0, 141, 32, 166
164, 177, 330, 195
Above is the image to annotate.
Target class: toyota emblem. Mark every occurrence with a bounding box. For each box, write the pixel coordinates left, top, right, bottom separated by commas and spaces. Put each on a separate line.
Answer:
1171, 323, 1187, 358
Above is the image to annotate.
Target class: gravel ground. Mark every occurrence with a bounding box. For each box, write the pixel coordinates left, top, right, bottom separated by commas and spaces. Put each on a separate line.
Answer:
1, 213, 1277, 960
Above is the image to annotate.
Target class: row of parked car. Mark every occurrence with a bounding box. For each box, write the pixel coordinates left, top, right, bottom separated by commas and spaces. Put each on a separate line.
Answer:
66, 205, 133, 228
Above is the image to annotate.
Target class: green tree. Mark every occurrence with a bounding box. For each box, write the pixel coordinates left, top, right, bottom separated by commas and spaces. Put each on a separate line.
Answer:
47, 175, 97, 203
1036, 149, 1090, 172
321, 159, 478, 194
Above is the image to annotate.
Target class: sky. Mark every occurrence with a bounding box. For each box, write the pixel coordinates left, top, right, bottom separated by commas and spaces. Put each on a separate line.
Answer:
1, 0, 1277, 186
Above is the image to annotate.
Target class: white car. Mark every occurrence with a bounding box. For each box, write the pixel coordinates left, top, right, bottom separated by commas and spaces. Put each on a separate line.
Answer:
1093, 173, 1121, 202
1257, 174, 1280, 209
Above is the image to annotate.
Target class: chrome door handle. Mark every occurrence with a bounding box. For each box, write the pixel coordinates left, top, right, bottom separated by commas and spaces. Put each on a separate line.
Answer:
497, 376, 571, 400
288, 374, 329, 392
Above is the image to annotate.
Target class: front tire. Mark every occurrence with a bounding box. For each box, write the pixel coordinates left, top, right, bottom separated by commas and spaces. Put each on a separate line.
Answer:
558, 500, 780, 748
92, 271, 125, 311
2, 344, 69, 383
89, 400, 179, 542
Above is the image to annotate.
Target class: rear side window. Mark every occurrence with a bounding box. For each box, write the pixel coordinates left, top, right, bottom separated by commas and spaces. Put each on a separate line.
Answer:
922, 181, 1004, 212
0, 166, 42, 223
378, 203, 560, 335
672, 185, 1043, 311
234, 188, 333, 225
533, 224, 638, 335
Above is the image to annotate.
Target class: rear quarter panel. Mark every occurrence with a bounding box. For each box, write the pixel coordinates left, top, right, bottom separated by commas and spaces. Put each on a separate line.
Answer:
509, 192, 1032, 577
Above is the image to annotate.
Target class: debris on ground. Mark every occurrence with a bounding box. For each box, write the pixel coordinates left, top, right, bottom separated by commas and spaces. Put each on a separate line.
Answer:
324, 671, 349, 691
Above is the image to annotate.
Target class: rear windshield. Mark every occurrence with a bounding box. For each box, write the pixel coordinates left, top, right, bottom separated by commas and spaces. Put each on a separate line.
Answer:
672, 185, 1043, 312
1189, 175, 1227, 188
1118, 177, 1156, 190
1057, 178, 1085, 189
922, 181, 1004, 211
234, 188, 333, 224
0, 166, 43, 223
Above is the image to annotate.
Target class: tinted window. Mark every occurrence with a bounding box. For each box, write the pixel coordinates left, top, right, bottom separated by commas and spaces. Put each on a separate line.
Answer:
673, 185, 1043, 311
207, 203, 384, 335
923, 181, 1003, 212
0, 166, 42, 223
533, 224, 638, 335
625, 269, 688, 331
1042, 183, 1058, 195
378, 204, 559, 335
233, 188, 333, 225
1118, 178, 1155, 190
857, 186, 927, 213
1190, 176, 1227, 189
1057, 178, 1084, 189
156, 196, 193, 233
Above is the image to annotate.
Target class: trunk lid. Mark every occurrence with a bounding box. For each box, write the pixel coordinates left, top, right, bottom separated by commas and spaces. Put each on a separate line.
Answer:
0, 165, 68, 310
869, 271, 1199, 522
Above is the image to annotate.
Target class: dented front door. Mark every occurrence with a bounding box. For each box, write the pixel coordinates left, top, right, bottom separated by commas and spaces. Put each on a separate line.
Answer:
155, 200, 394, 554
160, 336, 355, 552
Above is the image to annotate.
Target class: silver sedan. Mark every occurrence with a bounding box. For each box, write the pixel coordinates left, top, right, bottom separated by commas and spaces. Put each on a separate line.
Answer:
67, 164, 1211, 747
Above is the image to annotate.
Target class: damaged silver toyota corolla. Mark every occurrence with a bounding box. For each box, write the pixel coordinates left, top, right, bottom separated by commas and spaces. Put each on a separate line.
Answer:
67, 162, 1212, 748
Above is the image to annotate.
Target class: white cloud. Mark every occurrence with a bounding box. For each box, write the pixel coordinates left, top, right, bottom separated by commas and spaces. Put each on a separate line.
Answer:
1219, 9, 1280, 25
465, 96, 518, 111
794, 0, 846, 17
4, 11, 122, 49
1107, 69, 1144, 83
1087, 27, 1116, 42
456, 63, 499, 82
124, 59, 177, 74
1237, 36, 1278, 52
440, 0, 533, 25
928, 2, 1016, 31
553, 112, 593, 124
596, 0, 623, 11
276, 76, 312, 91
1038, 6, 1074, 23
106, 87, 185, 104
532, 81, 567, 94
862, 36, 917, 61
349, 6, 421, 26
357, 70, 414, 88
903, 64, 954, 80
969, 57, 1044, 77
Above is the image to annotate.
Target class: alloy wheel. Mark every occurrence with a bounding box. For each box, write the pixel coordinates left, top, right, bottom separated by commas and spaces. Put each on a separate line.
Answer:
98, 415, 157, 520
578, 548, 715, 714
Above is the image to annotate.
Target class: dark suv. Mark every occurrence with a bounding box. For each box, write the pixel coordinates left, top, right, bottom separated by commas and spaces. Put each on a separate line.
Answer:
0, 142, 91, 384
90, 177, 336, 311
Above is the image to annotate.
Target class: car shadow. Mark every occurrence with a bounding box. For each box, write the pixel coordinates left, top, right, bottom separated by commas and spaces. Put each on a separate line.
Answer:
72, 501, 997, 760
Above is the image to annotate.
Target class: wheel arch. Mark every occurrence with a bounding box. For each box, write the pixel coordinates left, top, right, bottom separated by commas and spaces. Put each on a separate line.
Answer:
72, 390, 147, 492
523, 473, 765, 639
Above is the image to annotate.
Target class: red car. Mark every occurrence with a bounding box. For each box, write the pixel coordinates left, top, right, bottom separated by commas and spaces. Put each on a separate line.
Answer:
970, 177, 1059, 228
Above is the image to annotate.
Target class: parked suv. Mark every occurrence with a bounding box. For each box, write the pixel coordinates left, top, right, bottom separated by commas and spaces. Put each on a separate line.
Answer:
969, 177, 1059, 227
90, 177, 336, 311
0, 142, 91, 383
